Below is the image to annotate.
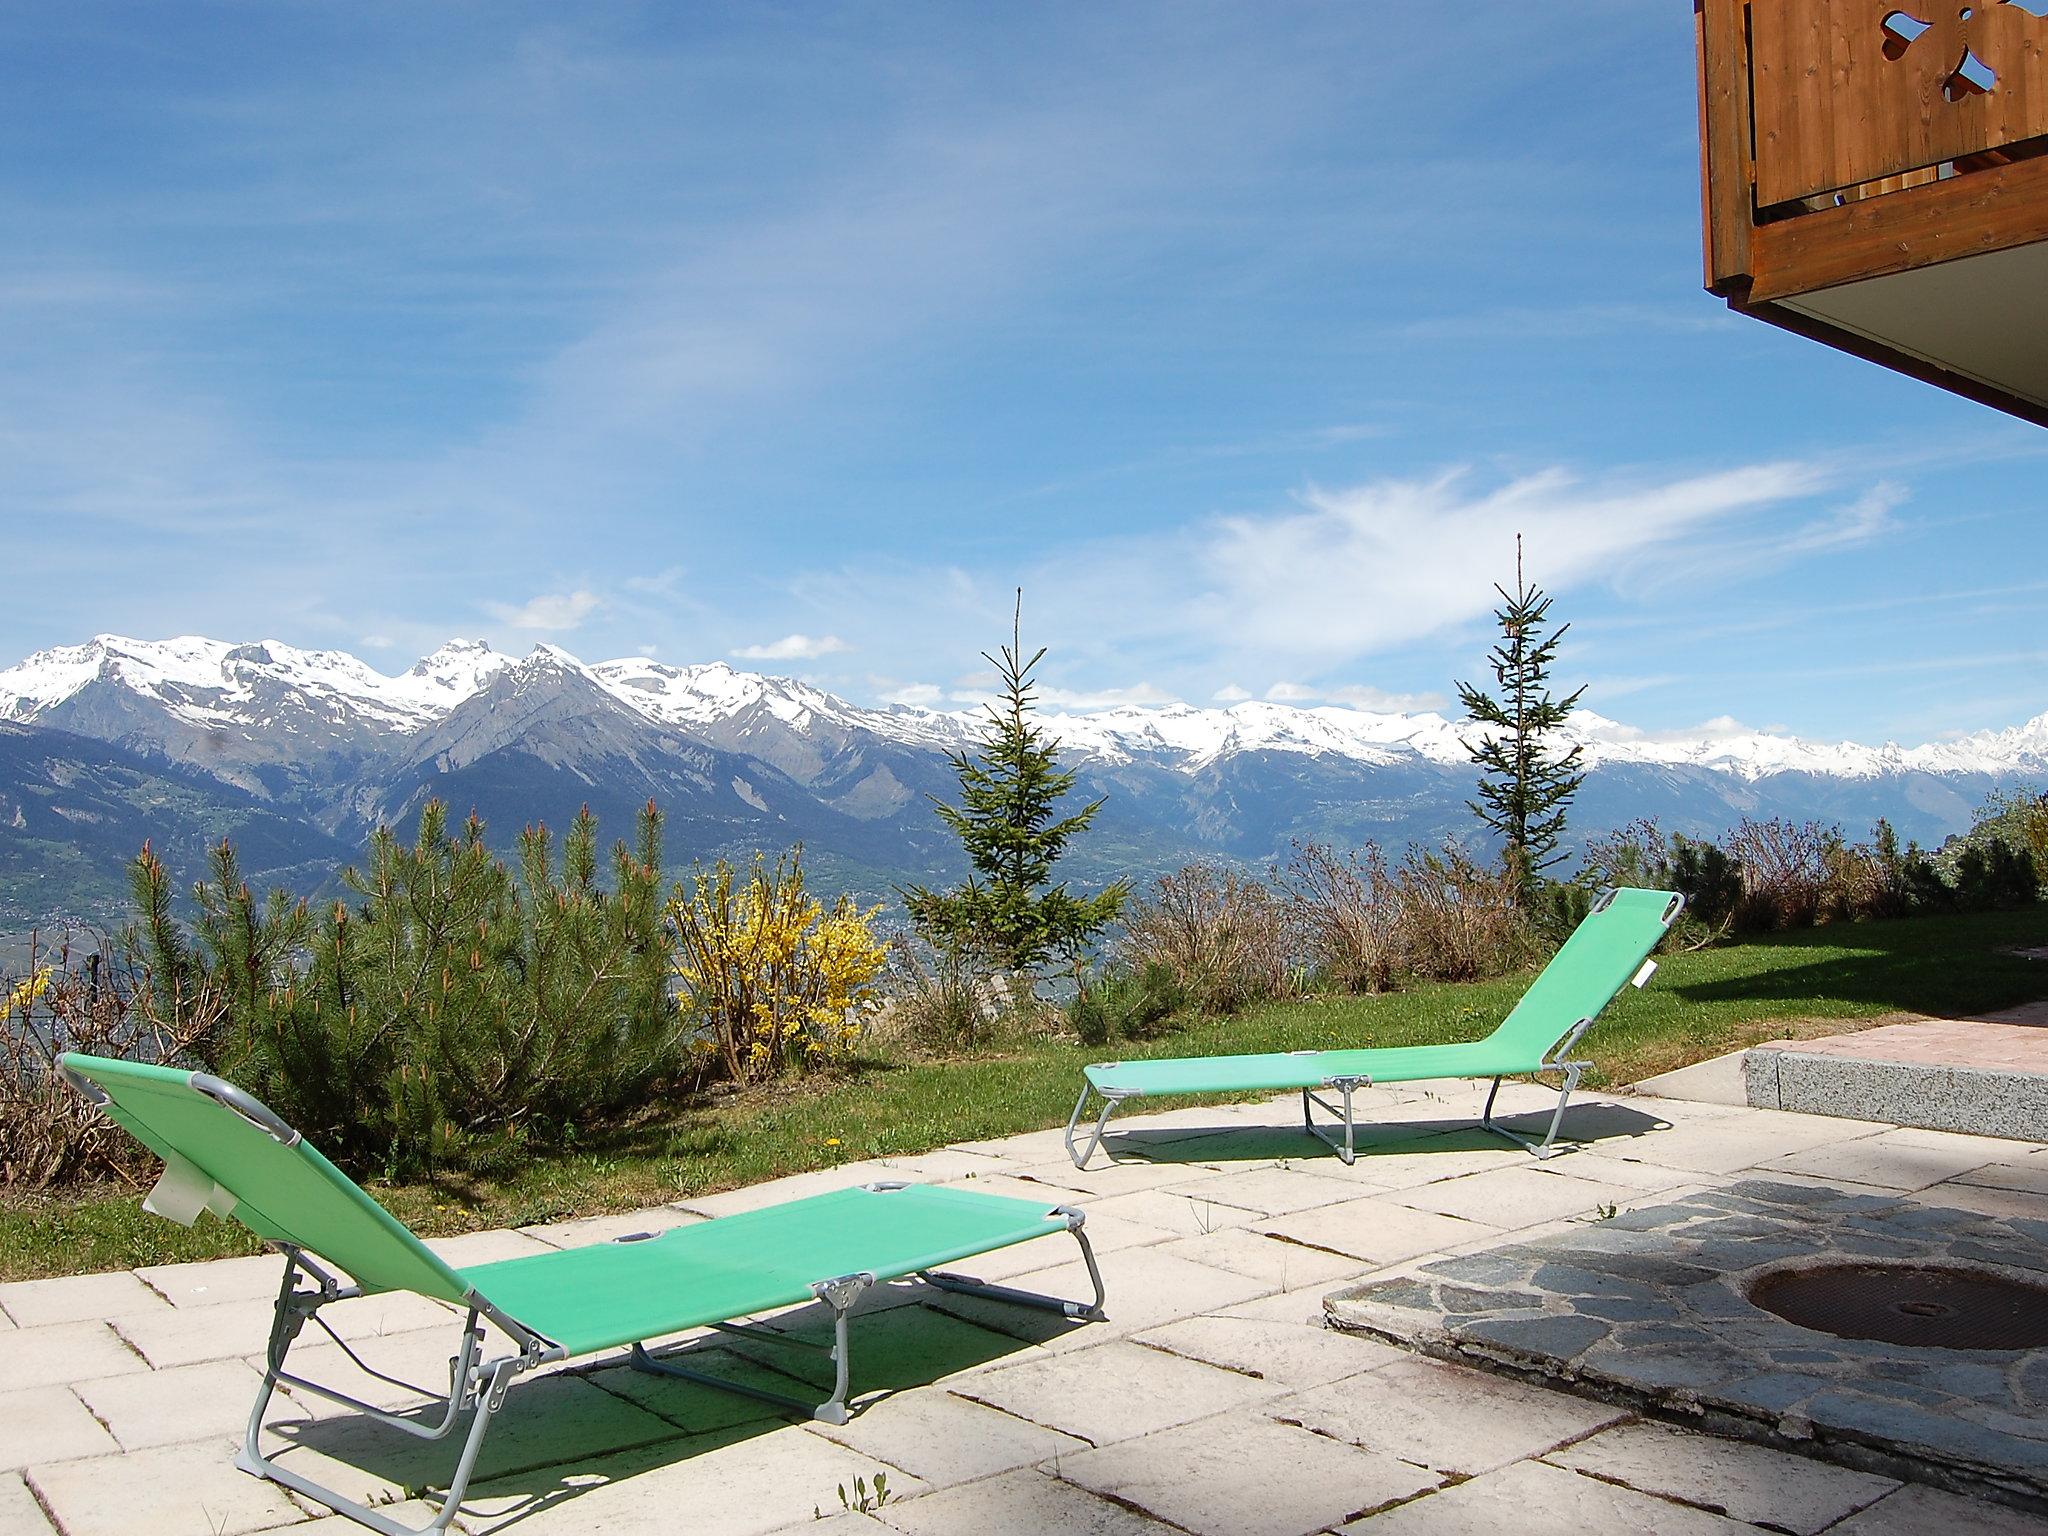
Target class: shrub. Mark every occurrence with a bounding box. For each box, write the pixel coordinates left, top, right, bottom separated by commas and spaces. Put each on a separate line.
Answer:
1726, 818, 1833, 932
1953, 836, 2040, 911
1067, 961, 1187, 1047
1123, 863, 1292, 1015
1388, 843, 1536, 981
671, 845, 887, 1084
1278, 841, 1399, 993
1, 933, 216, 1190
130, 801, 679, 1178
879, 937, 1006, 1050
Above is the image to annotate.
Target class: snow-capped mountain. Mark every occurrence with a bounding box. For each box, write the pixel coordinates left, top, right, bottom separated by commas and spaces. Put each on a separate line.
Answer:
0, 632, 2042, 931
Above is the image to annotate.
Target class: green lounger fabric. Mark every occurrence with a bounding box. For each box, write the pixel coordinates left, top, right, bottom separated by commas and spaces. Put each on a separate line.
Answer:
59, 1055, 1073, 1353
460, 1185, 1069, 1356
1084, 886, 1680, 1099
59, 1056, 470, 1302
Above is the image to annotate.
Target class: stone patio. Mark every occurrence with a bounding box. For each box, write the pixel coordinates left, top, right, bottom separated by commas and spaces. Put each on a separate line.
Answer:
6, 1079, 2048, 1535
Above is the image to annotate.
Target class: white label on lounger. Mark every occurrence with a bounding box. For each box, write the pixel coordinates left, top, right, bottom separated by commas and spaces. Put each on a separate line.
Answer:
1631, 960, 1657, 989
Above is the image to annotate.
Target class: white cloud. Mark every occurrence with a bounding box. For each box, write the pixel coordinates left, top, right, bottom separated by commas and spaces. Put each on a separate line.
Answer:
1212, 683, 1252, 702
1326, 683, 1449, 712
733, 633, 850, 661
483, 589, 601, 632
1264, 682, 1318, 702
1037, 682, 1180, 711
623, 565, 688, 597
881, 682, 944, 708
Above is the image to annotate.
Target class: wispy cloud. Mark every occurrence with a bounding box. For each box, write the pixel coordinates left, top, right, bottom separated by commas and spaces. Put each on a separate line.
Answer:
733, 633, 849, 661
484, 589, 600, 631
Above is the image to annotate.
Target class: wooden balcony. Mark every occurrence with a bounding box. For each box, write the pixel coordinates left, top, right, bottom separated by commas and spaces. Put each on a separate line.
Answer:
1697, 0, 2048, 423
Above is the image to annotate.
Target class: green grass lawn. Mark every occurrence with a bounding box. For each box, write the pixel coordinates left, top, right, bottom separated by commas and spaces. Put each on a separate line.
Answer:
4, 905, 2042, 1282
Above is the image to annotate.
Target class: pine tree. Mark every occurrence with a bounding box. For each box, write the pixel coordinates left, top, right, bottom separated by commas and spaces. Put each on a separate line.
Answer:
903, 593, 1128, 972
1456, 538, 1586, 900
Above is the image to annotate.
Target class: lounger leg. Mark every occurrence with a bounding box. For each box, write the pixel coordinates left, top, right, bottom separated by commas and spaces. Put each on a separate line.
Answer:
1480, 1064, 1584, 1160
234, 1254, 523, 1536
1065, 1085, 1119, 1168
920, 1209, 1107, 1322
632, 1272, 875, 1426
1301, 1079, 1361, 1165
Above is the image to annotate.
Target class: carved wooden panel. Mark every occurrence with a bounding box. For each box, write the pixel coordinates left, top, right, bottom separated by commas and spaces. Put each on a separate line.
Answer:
1751, 0, 2048, 206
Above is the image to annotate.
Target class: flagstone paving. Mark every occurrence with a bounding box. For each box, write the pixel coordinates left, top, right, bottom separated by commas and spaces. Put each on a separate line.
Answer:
8, 1085, 2048, 1535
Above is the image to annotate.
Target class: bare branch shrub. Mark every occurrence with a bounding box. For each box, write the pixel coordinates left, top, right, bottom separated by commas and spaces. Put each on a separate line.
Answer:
1278, 840, 1399, 993
1388, 843, 1536, 981
1726, 818, 1832, 931
1123, 863, 1292, 1014
1, 929, 213, 1191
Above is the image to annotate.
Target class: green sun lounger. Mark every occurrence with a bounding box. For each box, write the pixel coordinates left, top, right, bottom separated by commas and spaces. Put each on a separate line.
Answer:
1066, 886, 1684, 1168
60, 1055, 1105, 1536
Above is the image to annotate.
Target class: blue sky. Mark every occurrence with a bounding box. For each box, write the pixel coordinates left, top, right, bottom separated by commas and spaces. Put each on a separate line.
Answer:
3, 3, 2043, 745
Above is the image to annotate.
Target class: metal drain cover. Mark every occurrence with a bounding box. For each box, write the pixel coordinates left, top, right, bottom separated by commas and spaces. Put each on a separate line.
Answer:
1749, 1262, 2048, 1351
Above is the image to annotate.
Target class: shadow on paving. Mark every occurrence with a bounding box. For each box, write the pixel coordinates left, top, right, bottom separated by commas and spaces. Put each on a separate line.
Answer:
260, 1289, 1056, 1531
1094, 1102, 1674, 1167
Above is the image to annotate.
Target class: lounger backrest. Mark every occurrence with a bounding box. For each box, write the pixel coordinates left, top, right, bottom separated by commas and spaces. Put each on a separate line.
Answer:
1483, 887, 1683, 1059
59, 1054, 469, 1303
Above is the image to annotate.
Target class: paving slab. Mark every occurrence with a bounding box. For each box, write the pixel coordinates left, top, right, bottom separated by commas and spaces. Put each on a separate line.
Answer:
137, 1253, 295, 1310
1057, 1409, 1439, 1536
258, 1371, 682, 1513
111, 1296, 285, 1369
761, 1515, 883, 1536
1632, 1048, 1750, 1107
420, 1228, 555, 1266
1256, 1195, 1500, 1265
1160, 1163, 1371, 1215
1614, 1110, 1885, 1176
582, 1345, 829, 1435
1385, 1163, 1637, 1227
675, 1164, 899, 1218
1829, 1484, 2048, 1533
926, 1244, 1271, 1350
1016, 1155, 1230, 1196
1153, 1227, 1368, 1290
1761, 1126, 2044, 1192
811, 1385, 1087, 1487
957, 1338, 1279, 1445
251, 1324, 470, 1417
0, 1321, 147, 1391
0, 1475, 54, 1536
0, 1386, 120, 1471
932, 1169, 1095, 1204
1271, 1355, 1624, 1477
730, 1298, 1046, 1400
519, 1205, 703, 1248
1134, 1314, 1404, 1388
1547, 1419, 1899, 1534
1907, 1179, 2048, 1222
75, 1356, 285, 1451
876, 1147, 1025, 1181
1562, 1151, 1715, 1192
1084, 1185, 1265, 1237
28, 1438, 307, 1536
1955, 1154, 2048, 1196
0, 1270, 166, 1328
877, 1467, 1180, 1535
454, 1422, 925, 1536
1339, 1457, 1758, 1534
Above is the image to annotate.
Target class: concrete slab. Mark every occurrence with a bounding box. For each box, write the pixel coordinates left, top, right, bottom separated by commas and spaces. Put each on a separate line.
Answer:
75, 1357, 285, 1451
1632, 1049, 1751, 1107
581, 1346, 829, 1436
811, 1386, 1087, 1488
876, 1147, 1024, 1181
1083, 1186, 1264, 1237
28, 1438, 306, 1536
1134, 1314, 1404, 1388
877, 1467, 1179, 1535
926, 1245, 1271, 1350
1761, 1126, 2045, 1192
1152, 1227, 1368, 1290
0, 1475, 55, 1536
1747, 1023, 2048, 1143
136, 1253, 290, 1310
0, 1270, 166, 1328
1597, 1109, 1882, 1176
0, 1321, 147, 1391
420, 1228, 554, 1266
455, 1423, 925, 1536
258, 1371, 682, 1513
1016, 1155, 1228, 1196
0, 1386, 119, 1471
1057, 1410, 1439, 1536
253, 1325, 472, 1417
1830, 1484, 2048, 1533
1384, 1164, 1636, 1227
1255, 1195, 1500, 1266
1546, 1420, 1899, 1535
1338, 1457, 1758, 1533
1159, 1164, 1370, 1215
729, 1298, 1047, 1400
1271, 1355, 1624, 1477
1908, 1179, 2048, 1222
957, 1338, 1279, 1445
675, 1164, 899, 1218
111, 1297, 282, 1369
1955, 1154, 2048, 1197
519, 1205, 703, 1248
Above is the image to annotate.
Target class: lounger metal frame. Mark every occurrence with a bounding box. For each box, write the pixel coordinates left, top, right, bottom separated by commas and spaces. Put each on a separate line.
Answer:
65, 1065, 1105, 1536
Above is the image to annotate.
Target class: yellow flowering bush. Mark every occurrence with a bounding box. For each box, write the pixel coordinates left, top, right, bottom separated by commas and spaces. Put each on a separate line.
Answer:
669, 846, 887, 1083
